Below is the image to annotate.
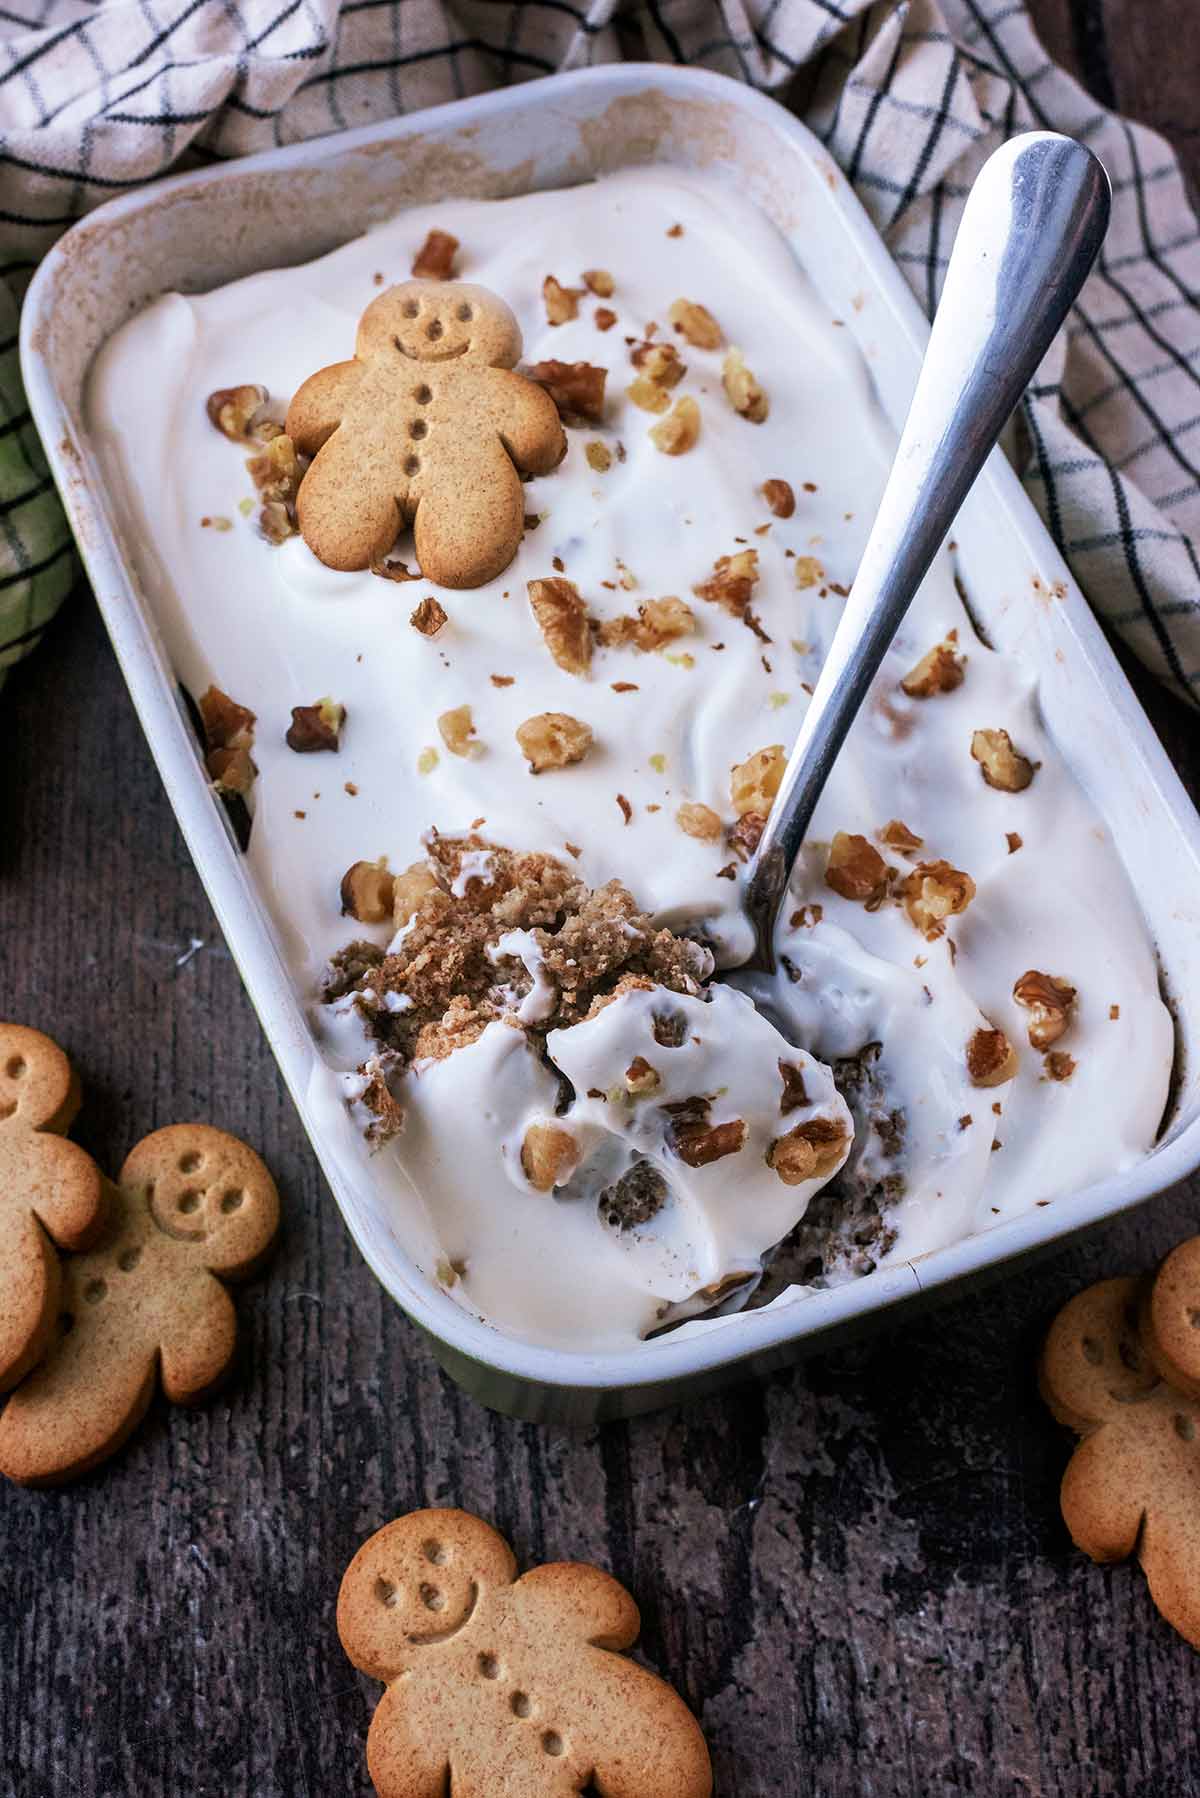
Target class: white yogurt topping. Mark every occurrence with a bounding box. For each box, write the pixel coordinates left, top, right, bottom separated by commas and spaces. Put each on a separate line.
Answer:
86, 168, 1174, 1351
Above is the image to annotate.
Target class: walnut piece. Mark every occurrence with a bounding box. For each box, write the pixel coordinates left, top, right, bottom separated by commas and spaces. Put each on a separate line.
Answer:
676, 801, 724, 842
199, 685, 256, 752
727, 812, 765, 862
901, 637, 966, 698
393, 862, 439, 927
437, 705, 477, 758
246, 433, 302, 543
624, 1056, 661, 1096
594, 308, 617, 332
582, 269, 615, 298
1013, 969, 1077, 1050
672, 1116, 747, 1168
972, 728, 1036, 792
525, 360, 607, 426
794, 556, 824, 591
1044, 1050, 1077, 1082
410, 596, 448, 637
543, 275, 583, 325
650, 396, 701, 455
966, 1026, 1019, 1087
668, 298, 723, 349
528, 577, 592, 675
521, 1122, 579, 1190
411, 229, 458, 279
899, 859, 976, 938
768, 1117, 848, 1185
630, 340, 686, 388
761, 479, 795, 518
206, 384, 271, 443
722, 348, 769, 422
598, 595, 695, 654
585, 441, 612, 473
879, 818, 923, 855
627, 375, 671, 415
731, 745, 785, 818
693, 548, 758, 617
825, 832, 889, 906
340, 860, 395, 924
206, 747, 256, 795
516, 712, 594, 773
286, 697, 344, 753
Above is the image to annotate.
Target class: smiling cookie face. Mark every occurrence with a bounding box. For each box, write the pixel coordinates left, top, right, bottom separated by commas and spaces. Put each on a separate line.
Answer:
337, 1509, 518, 1681
357, 281, 522, 371
122, 1123, 279, 1276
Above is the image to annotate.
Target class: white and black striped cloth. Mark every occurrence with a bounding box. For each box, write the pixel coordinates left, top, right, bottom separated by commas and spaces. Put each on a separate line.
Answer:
1, 0, 1197, 703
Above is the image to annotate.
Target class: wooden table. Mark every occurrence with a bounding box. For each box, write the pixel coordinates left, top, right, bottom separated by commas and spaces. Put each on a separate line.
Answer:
2, 6, 1198, 1793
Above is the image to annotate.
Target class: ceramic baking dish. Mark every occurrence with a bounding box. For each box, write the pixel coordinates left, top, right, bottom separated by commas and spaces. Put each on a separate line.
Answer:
22, 65, 1200, 1424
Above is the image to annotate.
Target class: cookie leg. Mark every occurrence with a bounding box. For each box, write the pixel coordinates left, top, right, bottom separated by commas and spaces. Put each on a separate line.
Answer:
296, 438, 405, 573
0, 1216, 60, 1392
412, 451, 525, 590
0, 1308, 158, 1486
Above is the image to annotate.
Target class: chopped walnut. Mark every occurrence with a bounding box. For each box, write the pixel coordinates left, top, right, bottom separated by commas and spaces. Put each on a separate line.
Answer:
901, 637, 966, 698
825, 832, 889, 907
630, 340, 686, 388
899, 859, 976, 938
676, 802, 723, 842
246, 433, 302, 543
1044, 1050, 1077, 1082
794, 556, 825, 591
206, 383, 272, 443
879, 819, 923, 855
778, 1061, 810, 1115
624, 1056, 661, 1096
1013, 969, 1077, 1050
199, 685, 256, 752
286, 697, 344, 753
528, 577, 592, 675
521, 1122, 579, 1190
598, 595, 695, 653
206, 747, 256, 795
693, 548, 758, 617
627, 375, 671, 415
972, 728, 1036, 792
761, 479, 795, 518
966, 1026, 1019, 1087
356, 1056, 405, 1147
371, 556, 421, 583
722, 348, 769, 422
1006, 831, 1023, 854
668, 298, 723, 349
585, 441, 612, 473
650, 396, 701, 455
410, 596, 448, 637
392, 862, 439, 927
731, 745, 785, 818
768, 1117, 848, 1185
594, 308, 617, 332
340, 860, 395, 924
411, 229, 458, 279
437, 705, 478, 758
669, 1111, 747, 1167
727, 812, 765, 862
526, 360, 607, 426
543, 275, 583, 325
582, 268, 615, 298
516, 712, 594, 773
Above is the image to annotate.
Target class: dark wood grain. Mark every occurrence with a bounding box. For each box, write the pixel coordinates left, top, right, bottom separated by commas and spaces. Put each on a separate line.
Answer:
3, 7, 1200, 1794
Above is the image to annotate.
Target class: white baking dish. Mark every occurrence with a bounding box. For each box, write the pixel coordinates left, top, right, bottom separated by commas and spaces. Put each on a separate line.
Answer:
22, 65, 1200, 1424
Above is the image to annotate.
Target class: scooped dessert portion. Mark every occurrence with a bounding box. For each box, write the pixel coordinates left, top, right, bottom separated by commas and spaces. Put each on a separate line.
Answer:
86, 167, 1175, 1351
326, 836, 850, 1342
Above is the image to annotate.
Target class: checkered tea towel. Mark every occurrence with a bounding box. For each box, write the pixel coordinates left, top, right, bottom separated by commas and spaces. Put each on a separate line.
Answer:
1, 0, 1197, 703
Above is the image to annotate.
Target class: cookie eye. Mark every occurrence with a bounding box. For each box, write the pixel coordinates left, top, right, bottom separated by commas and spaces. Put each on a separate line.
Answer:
178, 1190, 201, 1215
5, 1055, 26, 1079
178, 1150, 202, 1173
402, 299, 419, 319
374, 1577, 398, 1607
426, 319, 444, 341
84, 1278, 107, 1304
220, 1188, 245, 1214
456, 303, 473, 322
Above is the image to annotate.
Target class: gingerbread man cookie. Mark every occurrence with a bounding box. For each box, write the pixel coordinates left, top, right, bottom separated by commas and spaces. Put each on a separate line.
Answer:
0, 1024, 108, 1393
0, 1123, 278, 1485
286, 282, 566, 587
1039, 1238, 1200, 1649
338, 1508, 712, 1797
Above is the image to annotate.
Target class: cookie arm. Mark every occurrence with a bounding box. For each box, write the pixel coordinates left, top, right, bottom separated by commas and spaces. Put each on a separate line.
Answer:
25, 1134, 109, 1252
512, 1562, 640, 1649
1059, 1428, 1145, 1563
285, 361, 361, 456
483, 370, 567, 477
365, 1682, 450, 1798
159, 1278, 238, 1405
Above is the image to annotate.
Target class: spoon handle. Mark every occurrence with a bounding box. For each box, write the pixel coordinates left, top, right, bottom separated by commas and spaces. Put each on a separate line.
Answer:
744, 131, 1110, 970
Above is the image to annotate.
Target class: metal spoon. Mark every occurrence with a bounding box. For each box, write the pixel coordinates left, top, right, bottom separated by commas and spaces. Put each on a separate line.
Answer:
744, 131, 1110, 971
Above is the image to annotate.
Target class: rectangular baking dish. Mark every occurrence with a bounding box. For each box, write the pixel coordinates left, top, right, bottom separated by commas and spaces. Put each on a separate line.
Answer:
23, 65, 1200, 1425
